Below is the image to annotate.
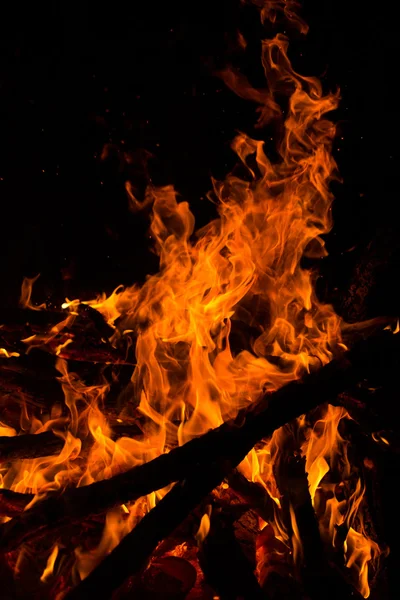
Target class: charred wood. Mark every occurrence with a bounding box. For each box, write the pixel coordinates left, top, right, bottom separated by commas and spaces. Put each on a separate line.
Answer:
281, 455, 364, 600
199, 505, 265, 600
227, 469, 275, 524
0, 489, 33, 517
65, 460, 234, 599
0, 330, 398, 555
136, 556, 197, 600
0, 430, 64, 464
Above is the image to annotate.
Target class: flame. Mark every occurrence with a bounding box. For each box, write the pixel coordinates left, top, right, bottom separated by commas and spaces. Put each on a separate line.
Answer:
73, 501, 146, 581
195, 505, 212, 545
40, 544, 59, 583
289, 503, 303, 566
0, 348, 20, 358
19, 275, 47, 310
0, 2, 384, 596
303, 405, 350, 505
345, 527, 381, 599
0, 422, 16, 438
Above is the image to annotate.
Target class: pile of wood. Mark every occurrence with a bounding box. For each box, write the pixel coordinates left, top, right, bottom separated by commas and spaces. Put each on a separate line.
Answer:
0, 306, 399, 599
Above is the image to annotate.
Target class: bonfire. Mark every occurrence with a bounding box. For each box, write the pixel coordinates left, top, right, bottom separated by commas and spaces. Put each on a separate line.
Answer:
0, 1, 397, 599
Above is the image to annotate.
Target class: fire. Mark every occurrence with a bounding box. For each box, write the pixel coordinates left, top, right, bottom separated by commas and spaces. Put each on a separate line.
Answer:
19, 275, 47, 311
0, 1, 384, 597
40, 544, 59, 583
195, 505, 212, 545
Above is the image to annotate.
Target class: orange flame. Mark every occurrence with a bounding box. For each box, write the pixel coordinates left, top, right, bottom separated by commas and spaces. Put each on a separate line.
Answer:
40, 544, 59, 583
195, 505, 212, 545
19, 275, 47, 311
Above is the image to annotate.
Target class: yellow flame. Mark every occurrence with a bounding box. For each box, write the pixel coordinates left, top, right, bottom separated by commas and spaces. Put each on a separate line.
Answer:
19, 275, 47, 310
0, 348, 20, 358
40, 544, 59, 583
195, 506, 212, 545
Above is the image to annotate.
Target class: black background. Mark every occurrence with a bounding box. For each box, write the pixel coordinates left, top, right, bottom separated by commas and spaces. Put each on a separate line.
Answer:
0, 0, 397, 314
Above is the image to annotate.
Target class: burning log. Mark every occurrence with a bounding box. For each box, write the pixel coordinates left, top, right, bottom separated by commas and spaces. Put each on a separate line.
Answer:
0, 359, 64, 410
136, 555, 198, 600
0, 330, 397, 558
65, 461, 233, 599
0, 302, 133, 368
278, 454, 325, 571
198, 505, 265, 600
75, 303, 115, 340
227, 469, 275, 524
0, 489, 33, 517
0, 419, 142, 471
281, 455, 364, 600
0, 430, 64, 463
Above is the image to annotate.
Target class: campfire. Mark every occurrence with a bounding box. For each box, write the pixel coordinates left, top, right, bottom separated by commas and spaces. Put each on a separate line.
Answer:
0, 1, 397, 598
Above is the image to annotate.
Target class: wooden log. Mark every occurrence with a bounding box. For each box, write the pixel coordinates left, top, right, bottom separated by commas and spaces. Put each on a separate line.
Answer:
0, 330, 398, 555
281, 455, 364, 600
199, 505, 265, 600
257, 523, 303, 600
285, 455, 325, 566
227, 469, 275, 524
137, 556, 198, 599
0, 489, 33, 517
0, 430, 64, 463
65, 460, 234, 600
0, 361, 64, 409
0, 302, 133, 367
0, 418, 142, 471
76, 303, 115, 340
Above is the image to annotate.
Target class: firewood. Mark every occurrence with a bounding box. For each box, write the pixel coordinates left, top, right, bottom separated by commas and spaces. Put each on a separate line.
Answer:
0, 430, 64, 463
0, 418, 143, 473
257, 523, 303, 600
75, 303, 115, 340
0, 554, 17, 600
0, 361, 64, 409
278, 454, 325, 570
0, 330, 397, 556
0, 489, 33, 517
281, 455, 364, 600
65, 460, 234, 599
137, 556, 197, 600
0, 303, 132, 367
199, 505, 265, 600
227, 469, 275, 524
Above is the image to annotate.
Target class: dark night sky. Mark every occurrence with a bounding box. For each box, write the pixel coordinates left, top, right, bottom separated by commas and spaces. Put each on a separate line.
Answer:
0, 0, 397, 315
